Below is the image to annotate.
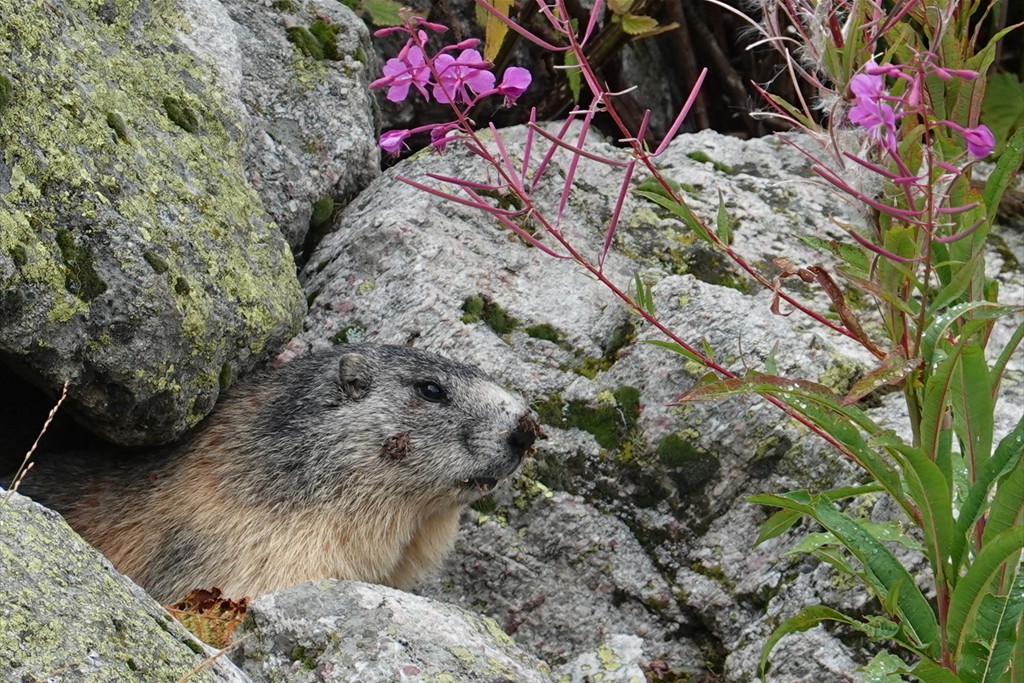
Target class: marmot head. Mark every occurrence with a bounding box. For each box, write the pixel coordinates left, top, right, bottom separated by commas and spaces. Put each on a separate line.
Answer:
249, 344, 541, 508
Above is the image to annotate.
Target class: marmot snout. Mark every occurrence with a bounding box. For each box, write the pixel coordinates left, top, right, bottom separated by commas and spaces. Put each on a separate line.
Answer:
9, 344, 542, 603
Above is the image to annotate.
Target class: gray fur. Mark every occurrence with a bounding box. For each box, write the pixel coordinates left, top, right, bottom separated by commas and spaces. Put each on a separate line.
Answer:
8, 344, 540, 603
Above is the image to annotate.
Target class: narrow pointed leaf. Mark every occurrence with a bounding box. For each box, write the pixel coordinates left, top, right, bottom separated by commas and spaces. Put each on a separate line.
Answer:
635, 190, 714, 244
948, 528, 1024, 662
758, 605, 854, 679
952, 416, 1024, 572
715, 190, 732, 244
842, 348, 921, 405
982, 440, 1024, 547
958, 569, 1024, 683
643, 339, 706, 365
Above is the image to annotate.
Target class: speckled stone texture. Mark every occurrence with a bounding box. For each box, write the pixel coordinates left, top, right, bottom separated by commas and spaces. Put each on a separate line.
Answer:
0, 487, 250, 682
232, 580, 552, 682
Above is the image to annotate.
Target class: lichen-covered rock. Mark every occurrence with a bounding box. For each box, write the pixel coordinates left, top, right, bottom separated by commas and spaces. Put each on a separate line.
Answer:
180, 0, 380, 251
0, 487, 251, 682
552, 634, 647, 683
0, 0, 310, 445
232, 580, 552, 683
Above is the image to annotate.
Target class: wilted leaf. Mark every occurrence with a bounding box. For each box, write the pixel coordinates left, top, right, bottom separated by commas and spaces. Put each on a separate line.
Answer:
362, 0, 405, 26
619, 13, 659, 35
843, 348, 921, 405
481, 0, 514, 61
167, 587, 249, 648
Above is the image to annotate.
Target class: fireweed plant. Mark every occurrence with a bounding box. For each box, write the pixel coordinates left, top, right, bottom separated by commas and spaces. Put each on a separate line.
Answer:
371, 1, 1023, 680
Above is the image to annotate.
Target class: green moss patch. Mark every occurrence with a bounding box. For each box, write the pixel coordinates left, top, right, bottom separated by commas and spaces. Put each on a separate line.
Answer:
0, 74, 13, 110
574, 320, 636, 378
105, 110, 129, 141
534, 386, 641, 451
656, 432, 720, 489
309, 20, 341, 60
162, 96, 199, 133
54, 229, 107, 301
524, 323, 561, 343
330, 324, 365, 344
287, 21, 343, 63
686, 150, 732, 174
461, 294, 519, 335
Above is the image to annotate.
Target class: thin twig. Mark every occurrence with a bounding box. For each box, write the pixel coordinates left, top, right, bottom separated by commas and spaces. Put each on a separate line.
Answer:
4, 381, 70, 502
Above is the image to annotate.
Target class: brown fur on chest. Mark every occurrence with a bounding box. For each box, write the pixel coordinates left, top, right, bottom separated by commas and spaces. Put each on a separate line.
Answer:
64, 464, 463, 603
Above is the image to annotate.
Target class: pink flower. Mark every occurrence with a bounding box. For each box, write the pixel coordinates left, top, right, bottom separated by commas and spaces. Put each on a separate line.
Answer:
848, 62, 898, 152
850, 66, 886, 102
432, 49, 495, 104
497, 66, 532, 105
380, 129, 411, 155
430, 123, 460, 153
962, 124, 995, 157
374, 43, 430, 102
849, 99, 898, 151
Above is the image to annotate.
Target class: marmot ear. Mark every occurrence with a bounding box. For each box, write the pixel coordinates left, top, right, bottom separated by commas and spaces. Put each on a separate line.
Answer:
338, 352, 372, 399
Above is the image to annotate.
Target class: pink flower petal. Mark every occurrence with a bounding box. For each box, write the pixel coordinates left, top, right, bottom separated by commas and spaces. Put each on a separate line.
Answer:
963, 125, 995, 157
380, 129, 411, 155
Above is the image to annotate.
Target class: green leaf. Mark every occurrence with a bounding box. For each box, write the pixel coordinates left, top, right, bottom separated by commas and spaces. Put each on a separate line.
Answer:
926, 251, 986, 318
619, 12, 659, 35
983, 435, 1024, 547
991, 323, 1024, 395
958, 569, 1024, 683
636, 174, 684, 199
952, 416, 1024, 573
715, 190, 732, 245
843, 348, 921, 405
871, 433, 954, 592
949, 339, 994, 476
920, 313, 1009, 464
758, 605, 854, 679
563, 48, 581, 104
860, 650, 910, 682
755, 508, 803, 546
633, 272, 655, 315
984, 126, 1024, 218
797, 234, 870, 274
812, 500, 940, 653
752, 483, 886, 546
643, 339, 705, 365
948, 527, 1024, 663
981, 74, 1024, 157
764, 341, 779, 375
788, 530, 840, 555
911, 657, 963, 683
635, 189, 714, 244
692, 376, 908, 502
362, 0, 405, 26
751, 493, 939, 654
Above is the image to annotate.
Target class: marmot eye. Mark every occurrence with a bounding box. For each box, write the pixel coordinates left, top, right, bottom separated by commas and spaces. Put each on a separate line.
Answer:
414, 381, 448, 403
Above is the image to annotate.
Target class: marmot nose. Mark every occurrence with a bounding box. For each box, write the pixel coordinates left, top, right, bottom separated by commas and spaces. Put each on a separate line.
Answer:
507, 425, 537, 459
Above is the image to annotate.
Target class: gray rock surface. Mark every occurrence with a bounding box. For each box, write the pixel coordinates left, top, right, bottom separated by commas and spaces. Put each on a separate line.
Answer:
0, 487, 250, 682
297, 125, 1023, 682
181, 0, 381, 251
232, 580, 552, 682
0, 0, 380, 446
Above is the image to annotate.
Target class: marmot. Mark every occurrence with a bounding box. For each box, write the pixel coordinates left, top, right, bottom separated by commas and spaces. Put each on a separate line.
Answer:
8, 344, 541, 603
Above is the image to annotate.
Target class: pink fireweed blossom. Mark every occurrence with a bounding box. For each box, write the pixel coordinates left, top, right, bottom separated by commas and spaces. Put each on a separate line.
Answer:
373, 42, 431, 102
942, 121, 996, 158
848, 63, 898, 152
496, 66, 532, 106
379, 129, 412, 155
962, 125, 996, 157
432, 49, 496, 104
